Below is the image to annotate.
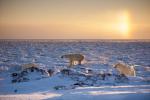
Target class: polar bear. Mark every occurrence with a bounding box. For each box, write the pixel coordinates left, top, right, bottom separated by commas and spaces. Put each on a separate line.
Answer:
22, 63, 38, 71
114, 63, 136, 76
61, 54, 84, 67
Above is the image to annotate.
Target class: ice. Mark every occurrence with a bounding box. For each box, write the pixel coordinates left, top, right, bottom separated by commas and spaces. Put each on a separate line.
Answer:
0, 39, 150, 100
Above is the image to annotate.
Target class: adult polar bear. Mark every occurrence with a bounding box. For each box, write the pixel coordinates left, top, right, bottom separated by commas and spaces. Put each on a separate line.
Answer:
61, 54, 84, 67
114, 63, 136, 76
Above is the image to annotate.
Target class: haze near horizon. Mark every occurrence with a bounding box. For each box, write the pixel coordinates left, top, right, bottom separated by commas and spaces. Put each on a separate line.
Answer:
0, 0, 150, 39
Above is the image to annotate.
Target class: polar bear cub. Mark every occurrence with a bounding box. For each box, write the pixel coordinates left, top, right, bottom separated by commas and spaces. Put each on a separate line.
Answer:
61, 54, 84, 67
114, 63, 136, 76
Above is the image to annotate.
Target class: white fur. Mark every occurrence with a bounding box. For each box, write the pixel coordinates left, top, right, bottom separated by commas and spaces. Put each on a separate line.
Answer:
22, 63, 37, 71
61, 54, 84, 67
114, 63, 136, 76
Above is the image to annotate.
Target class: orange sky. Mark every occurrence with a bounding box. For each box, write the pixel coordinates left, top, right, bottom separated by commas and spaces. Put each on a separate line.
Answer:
0, 0, 150, 39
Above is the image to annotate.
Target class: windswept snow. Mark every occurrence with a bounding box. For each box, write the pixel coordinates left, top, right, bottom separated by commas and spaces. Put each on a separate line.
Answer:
0, 40, 150, 100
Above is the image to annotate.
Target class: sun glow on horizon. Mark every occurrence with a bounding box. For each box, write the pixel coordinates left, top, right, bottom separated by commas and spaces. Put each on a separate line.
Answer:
118, 11, 130, 38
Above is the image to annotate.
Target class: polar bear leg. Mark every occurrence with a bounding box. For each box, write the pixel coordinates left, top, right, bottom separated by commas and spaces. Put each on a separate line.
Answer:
78, 60, 82, 65
69, 60, 73, 67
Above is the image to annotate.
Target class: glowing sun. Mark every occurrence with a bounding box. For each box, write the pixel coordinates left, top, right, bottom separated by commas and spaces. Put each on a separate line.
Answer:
118, 11, 130, 37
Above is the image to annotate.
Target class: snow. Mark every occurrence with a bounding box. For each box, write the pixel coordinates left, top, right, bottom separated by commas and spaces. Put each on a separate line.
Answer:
0, 85, 150, 100
0, 40, 150, 100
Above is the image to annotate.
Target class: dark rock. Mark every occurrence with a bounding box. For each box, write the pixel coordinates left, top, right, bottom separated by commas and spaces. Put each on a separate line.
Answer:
29, 67, 35, 72
12, 79, 17, 83
34, 67, 40, 72
87, 69, 93, 74
11, 73, 18, 77
21, 70, 28, 76
97, 73, 106, 80
115, 74, 128, 83
61, 69, 71, 75
17, 79, 21, 83
14, 89, 17, 93
106, 73, 112, 76
16, 77, 29, 82
54, 85, 66, 90
22, 77, 29, 82
39, 69, 47, 75
101, 74, 106, 80
48, 69, 54, 76
73, 82, 85, 86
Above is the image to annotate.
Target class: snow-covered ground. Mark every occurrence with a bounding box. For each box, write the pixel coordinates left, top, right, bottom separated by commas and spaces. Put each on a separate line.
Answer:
0, 40, 150, 100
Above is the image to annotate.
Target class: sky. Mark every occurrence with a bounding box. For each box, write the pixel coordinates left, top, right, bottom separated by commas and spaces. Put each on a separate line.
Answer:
0, 0, 150, 39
